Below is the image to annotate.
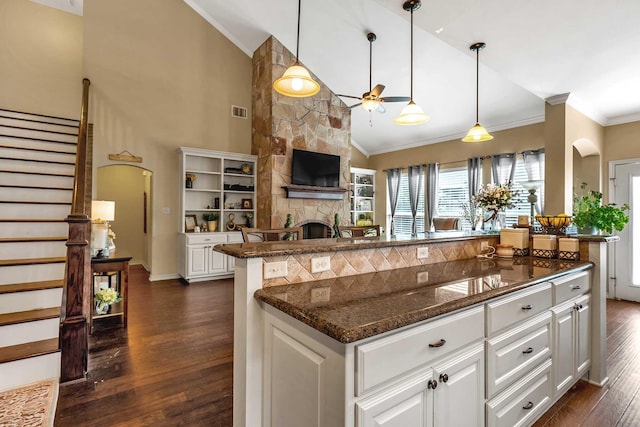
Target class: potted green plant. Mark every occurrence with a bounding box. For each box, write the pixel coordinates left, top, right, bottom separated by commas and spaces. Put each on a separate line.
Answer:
572, 182, 629, 234
202, 212, 219, 232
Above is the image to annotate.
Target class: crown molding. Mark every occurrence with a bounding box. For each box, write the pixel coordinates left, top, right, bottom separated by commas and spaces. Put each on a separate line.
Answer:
605, 111, 640, 127
545, 93, 571, 105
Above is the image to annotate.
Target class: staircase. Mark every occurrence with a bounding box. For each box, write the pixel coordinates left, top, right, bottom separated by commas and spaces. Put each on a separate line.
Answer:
0, 109, 79, 391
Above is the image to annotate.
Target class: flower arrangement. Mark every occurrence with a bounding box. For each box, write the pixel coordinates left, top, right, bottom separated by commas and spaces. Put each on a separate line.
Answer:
460, 198, 482, 230
95, 287, 121, 305
472, 183, 518, 223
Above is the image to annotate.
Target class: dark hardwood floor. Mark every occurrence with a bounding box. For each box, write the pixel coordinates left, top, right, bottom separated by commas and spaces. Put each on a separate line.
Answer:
55, 265, 234, 426
55, 266, 640, 426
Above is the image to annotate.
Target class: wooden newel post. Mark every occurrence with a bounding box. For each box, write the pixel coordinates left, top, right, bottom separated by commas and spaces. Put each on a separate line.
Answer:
60, 214, 91, 382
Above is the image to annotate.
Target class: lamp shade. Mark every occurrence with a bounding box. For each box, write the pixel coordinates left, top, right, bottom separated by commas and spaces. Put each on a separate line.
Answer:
394, 101, 430, 125
91, 200, 115, 222
361, 98, 380, 112
273, 64, 320, 97
462, 123, 494, 142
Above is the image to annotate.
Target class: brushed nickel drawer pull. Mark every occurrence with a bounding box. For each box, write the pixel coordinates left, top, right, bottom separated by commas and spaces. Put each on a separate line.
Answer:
429, 339, 446, 348
571, 285, 582, 290
522, 304, 533, 310
523, 401, 534, 410
522, 347, 533, 354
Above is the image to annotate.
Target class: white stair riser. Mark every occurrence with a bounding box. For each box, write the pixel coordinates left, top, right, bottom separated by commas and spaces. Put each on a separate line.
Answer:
0, 146, 76, 164
0, 318, 59, 347
0, 126, 77, 143
0, 109, 78, 127
0, 171, 74, 189
1, 160, 74, 176
0, 135, 76, 154
0, 288, 62, 314
0, 117, 78, 134
0, 241, 67, 259
0, 187, 72, 203
0, 222, 68, 238
0, 203, 70, 219
0, 263, 65, 286
0, 352, 60, 392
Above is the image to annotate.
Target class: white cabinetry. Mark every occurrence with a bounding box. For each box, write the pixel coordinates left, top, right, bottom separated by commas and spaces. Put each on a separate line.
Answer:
178, 147, 256, 281
350, 167, 375, 226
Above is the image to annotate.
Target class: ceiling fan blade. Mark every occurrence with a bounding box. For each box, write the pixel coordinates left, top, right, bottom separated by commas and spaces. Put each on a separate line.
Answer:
380, 96, 411, 103
349, 102, 363, 109
337, 94, 364, 101
370, 84, 385, 98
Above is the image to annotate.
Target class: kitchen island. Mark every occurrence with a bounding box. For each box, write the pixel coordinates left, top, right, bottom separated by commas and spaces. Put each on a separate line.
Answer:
215, 232, 616, 427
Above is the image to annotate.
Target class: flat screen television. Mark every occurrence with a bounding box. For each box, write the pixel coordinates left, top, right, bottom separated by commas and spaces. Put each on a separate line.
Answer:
291, 149, 340, 188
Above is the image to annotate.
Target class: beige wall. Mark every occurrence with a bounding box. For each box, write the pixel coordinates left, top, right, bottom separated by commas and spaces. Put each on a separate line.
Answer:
603, 121, 640, 202
350, 144, 370, 169
0, 0, 82, 118
83, 0, 253, 278
368, 123, 545, 227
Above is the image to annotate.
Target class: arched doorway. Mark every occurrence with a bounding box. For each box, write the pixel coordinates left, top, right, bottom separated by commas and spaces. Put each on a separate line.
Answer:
97, 165, 152, 270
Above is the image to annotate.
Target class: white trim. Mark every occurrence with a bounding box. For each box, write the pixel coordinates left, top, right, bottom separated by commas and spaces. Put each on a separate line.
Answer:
545, 93, 571, 105
605, 112, 640, 127
148, 273, 181, 282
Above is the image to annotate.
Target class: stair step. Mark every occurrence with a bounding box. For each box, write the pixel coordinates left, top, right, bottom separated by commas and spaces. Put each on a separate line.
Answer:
0, 338, 59, 364
0, 184, 71, 191
0, 219, 67, 223
0, 124, 77, 143
0, 349, 60, 391
0, 263, 65, 287
0, 308, 60, 327
0, 240, 67, 259
1, 200, 71, 205
0, 257, 65, 267
0, 316, 59, 347
0, 237, 66, 243
0, 143, 76, 156
0, 169, 74, 178
0, 203, 71, 220
0, 108, 79, 126
0, 146, 76, 165
0, 116, 79, 133
0, 155, 75, 165
0, 187, 73, 204
0, 279, 63, 295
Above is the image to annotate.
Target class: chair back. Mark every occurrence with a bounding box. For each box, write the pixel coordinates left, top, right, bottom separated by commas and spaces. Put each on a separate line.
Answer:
433, 217, 460, 231
241, 227, 304, 242
338, 225, 381, 238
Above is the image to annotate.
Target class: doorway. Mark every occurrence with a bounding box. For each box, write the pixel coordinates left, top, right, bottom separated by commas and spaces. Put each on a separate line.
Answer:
610, 159, 640, 302
97, 165, 152, 270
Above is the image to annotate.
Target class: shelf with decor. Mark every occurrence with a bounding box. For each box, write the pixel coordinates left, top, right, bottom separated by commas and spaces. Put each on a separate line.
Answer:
178, 147, 256, 282
350, 167, 376, 226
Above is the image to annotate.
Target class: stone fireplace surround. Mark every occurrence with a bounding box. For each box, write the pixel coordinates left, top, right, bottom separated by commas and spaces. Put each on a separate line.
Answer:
252, 36, 352, 233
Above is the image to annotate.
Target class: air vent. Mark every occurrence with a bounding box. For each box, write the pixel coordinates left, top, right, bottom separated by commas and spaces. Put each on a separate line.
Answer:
231, 105, 248, 119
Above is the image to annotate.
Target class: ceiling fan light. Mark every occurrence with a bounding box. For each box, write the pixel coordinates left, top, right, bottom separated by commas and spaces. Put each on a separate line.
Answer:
394, 101, 430, 125
274, 64, 320, 97
462, 123, 493, 142
361, 98, 380, 112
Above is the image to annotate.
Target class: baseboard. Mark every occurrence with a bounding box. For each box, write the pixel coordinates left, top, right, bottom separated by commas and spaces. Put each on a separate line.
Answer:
588, 375, 609, 388
148, 273, 181, 282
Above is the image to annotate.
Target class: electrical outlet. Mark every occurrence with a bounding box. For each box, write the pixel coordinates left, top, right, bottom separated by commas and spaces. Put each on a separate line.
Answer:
311, 287, 331, 303
417, 271, 429, 284
417, 247, 429, 259
264, 261, 288, 279
311, 256, 331, 273
162, 207, 170, 214
481, 241, 489, 250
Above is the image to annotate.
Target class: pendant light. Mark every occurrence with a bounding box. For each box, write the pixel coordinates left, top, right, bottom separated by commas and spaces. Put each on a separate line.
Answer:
273, 0, 320, 98
395, 0, 430, 126
462, 42, 493, 142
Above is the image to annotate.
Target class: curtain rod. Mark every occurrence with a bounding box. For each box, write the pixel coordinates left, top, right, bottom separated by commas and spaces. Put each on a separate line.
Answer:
382, 148, 544, 172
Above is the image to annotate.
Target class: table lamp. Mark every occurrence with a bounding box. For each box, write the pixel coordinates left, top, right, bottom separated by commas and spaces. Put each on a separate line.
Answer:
91, 200, 115, 257
521, 180, 544, 224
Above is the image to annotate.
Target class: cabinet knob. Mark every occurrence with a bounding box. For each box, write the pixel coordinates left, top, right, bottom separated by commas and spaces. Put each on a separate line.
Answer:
428, 339, 446, 348
521, 304, 533, 310
439, 373, 449, 383
522, 347, 534, 354
427, 379, 438, 389
522, 401, 534, 410
571, 285, 581, 290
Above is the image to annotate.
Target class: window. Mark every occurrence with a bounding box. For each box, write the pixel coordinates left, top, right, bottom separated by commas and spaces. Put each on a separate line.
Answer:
501, 156, 545, 227
388, 172, 425, 234
437, 168, 471, 230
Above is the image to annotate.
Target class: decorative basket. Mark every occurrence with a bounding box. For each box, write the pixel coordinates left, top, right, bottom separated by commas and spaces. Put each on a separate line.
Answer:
534, 215, 573, 234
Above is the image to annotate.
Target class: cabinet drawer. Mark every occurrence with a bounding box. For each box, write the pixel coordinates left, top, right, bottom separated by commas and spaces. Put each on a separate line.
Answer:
553, 271, 590, 305
355, 306, 484, 395
185, 233, 227, 245
486, 283, 552, 336
487, 359, 552, 427
487, 311, 552, 398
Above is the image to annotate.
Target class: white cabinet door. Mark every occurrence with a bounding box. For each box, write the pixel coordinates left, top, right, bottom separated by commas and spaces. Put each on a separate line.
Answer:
187, 245, 208, 276
552, 300, 576, 397
575, 294, 591, 376
356, 369, 433, 427
432, 343, 485, 427
208, 246, 226, 274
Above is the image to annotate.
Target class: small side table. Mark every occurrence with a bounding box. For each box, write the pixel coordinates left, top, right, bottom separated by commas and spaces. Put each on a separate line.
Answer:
90, 256, 132, 334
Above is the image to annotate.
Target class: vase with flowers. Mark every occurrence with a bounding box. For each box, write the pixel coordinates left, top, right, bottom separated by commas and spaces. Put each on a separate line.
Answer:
472, 183, 518, 232
94, 287, 122, 315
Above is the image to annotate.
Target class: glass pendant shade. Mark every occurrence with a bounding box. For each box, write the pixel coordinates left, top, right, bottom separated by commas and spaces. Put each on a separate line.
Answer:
273, 63, 320, 97
394, 101, 430, 125
462, 123, 493, 142
361, 98, 380, 112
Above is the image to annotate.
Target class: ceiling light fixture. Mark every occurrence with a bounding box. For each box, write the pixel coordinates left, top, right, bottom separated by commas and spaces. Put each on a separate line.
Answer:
395, 0, 430, 126
462, 42, 493, 142
273, 0, 320, 98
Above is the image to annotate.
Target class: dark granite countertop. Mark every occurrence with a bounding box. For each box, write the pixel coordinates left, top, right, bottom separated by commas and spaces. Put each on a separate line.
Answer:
255, 257, 593, 344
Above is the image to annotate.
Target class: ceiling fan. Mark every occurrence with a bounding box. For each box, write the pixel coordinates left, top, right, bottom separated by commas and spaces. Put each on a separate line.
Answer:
337, 32, 410, 113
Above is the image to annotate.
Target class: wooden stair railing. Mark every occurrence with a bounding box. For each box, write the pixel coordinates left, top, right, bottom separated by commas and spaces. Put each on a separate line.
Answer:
60, 78, 92, 382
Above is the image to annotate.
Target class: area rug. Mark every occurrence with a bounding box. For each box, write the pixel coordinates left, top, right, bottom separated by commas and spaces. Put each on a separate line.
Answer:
0, 379, 58, 427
